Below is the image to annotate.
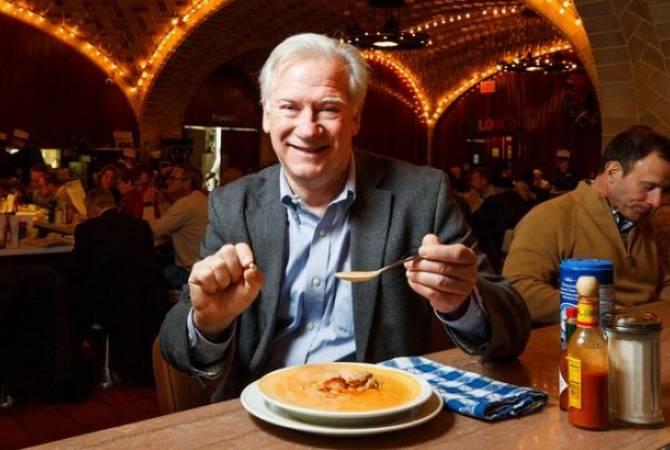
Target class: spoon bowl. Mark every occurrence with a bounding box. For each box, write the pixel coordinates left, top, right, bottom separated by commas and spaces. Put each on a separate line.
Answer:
335, 254, 420, 283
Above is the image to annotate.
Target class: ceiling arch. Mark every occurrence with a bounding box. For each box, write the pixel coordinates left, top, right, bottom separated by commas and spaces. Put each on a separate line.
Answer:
0, 0, 232, 116
139, 0, 594, 140
0, 0, 595, 140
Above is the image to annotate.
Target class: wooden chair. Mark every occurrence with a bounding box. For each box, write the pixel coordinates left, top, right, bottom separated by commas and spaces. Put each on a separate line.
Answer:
152, 338, 218, 414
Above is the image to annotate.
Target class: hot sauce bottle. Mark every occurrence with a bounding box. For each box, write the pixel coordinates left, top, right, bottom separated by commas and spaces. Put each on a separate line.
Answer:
567, 276, 609, 429
559, 306, 578, 411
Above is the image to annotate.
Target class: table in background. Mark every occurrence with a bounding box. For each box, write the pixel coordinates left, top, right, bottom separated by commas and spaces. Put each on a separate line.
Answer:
35, 303, 670, 449
0, 241, 73, 278
33, 220, 78, 236
0, 244, 73, 257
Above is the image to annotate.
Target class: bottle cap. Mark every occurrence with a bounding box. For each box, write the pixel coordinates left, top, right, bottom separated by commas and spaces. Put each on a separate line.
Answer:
566, 306, 578, 318
576, 275, 598, 297
605, 313, 662, 334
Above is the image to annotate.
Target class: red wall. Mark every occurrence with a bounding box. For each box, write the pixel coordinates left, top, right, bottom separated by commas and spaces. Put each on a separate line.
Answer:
183, 66, 261, 129
432, 71, 601, 178
0, 14, 137, 148
354, 63, 428, 166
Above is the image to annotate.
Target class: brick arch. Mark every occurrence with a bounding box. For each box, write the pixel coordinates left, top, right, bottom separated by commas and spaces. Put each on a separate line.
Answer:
138, 0, 354, 148
139, 0, 670, 150
571, 0, 670, 143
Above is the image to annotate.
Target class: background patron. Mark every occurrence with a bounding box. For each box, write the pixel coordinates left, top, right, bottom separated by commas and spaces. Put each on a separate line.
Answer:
147, 163, 208, 289
503, 125, 670, 324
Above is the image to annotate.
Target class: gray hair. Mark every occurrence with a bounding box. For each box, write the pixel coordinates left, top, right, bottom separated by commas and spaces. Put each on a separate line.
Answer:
86, 188, 116, 210
259, 33, 369, 113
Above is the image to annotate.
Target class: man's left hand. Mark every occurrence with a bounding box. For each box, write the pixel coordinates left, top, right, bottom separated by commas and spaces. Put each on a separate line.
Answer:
405, 234, 478, 316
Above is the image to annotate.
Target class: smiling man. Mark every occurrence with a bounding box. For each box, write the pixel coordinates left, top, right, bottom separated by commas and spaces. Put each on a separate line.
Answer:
160, 34, 529, 401
503, 125, 670, 324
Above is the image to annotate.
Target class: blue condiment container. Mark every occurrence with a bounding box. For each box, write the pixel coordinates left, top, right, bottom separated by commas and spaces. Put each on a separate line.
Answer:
559, 259, 614, 349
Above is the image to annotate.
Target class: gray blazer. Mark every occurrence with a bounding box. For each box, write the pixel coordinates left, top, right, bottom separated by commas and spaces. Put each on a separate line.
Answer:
160, 150, 530, 401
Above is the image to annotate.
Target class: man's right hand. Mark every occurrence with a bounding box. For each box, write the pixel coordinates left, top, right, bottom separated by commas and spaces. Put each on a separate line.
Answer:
189, 243, 264, 340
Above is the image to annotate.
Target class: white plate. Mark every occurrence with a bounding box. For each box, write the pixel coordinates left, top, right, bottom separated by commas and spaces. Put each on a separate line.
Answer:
256, 362, 433, 425
241, 380, 443, 437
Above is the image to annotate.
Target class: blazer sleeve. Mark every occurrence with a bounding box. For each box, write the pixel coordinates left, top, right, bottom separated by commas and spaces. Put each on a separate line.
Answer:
433, 173, 531, 361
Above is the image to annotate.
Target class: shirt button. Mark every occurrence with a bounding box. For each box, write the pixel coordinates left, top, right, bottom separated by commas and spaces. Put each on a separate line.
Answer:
307, 323, 315, 331
312, 278, 321, 287
319, 230, 326, 238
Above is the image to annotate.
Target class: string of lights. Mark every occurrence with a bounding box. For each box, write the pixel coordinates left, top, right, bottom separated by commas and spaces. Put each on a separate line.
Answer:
365, 42, 574, 126
362, 51, 432, 123
409, 4, 521, 34
1, 0, 584, 118
0, 0, 131, 91
430, 43, 574, 124
0, 0, 228, 99
409, 1, 581, 35
370, 82, 418, 112
135, 0, 230, 95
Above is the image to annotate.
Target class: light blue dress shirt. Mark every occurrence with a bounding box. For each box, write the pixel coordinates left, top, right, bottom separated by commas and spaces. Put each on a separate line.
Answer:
187, 161, 489, 369
265, 164, 358, 369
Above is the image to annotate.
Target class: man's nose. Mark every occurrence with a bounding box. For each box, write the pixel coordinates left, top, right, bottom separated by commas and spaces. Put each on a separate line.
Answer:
648, 188, 662, 209
295, 109, 321, 137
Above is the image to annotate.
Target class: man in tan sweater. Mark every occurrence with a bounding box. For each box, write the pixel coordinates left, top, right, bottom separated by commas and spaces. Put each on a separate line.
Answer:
503, 125, 670, 324
148, 164, 208, 289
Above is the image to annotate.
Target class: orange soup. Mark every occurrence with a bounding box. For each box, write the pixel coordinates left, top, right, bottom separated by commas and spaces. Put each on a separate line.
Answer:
258, 363, 421, 412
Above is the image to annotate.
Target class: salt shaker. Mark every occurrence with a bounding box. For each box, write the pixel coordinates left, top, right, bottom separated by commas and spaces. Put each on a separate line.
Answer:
605, 313, 665, 427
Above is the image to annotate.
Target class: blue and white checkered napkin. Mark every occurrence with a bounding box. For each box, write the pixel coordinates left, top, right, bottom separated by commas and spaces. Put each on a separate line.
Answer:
381, 356, 548, 421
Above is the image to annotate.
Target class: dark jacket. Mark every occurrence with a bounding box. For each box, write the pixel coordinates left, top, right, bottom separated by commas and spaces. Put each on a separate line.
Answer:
160, 151, 531, 401
71, 209, 167, 384
472, 190, 535, 273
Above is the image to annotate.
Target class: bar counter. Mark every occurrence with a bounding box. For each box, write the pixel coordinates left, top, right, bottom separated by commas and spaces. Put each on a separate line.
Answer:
35, 302, 670, 449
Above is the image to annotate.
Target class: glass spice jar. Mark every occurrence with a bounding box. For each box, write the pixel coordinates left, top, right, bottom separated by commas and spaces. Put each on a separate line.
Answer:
605, 313, 665, 428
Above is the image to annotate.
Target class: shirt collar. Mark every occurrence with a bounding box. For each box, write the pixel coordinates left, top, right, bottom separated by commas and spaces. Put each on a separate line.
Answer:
586, 179, 636, 233
610, 206, 636, 233
279, 156, 357, 213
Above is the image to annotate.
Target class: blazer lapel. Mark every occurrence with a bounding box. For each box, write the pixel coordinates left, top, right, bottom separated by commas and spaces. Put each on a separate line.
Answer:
245, 168, 287, 372
349, 152, 392, 361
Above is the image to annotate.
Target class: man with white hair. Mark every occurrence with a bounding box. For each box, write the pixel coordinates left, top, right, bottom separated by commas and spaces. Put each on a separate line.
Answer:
160, 33, 530, 400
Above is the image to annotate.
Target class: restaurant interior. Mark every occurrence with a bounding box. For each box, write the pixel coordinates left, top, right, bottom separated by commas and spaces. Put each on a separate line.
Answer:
1, 0, 669, 448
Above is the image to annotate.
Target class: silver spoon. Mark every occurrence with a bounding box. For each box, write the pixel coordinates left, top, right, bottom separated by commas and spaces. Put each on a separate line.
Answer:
335, 251, 421, 283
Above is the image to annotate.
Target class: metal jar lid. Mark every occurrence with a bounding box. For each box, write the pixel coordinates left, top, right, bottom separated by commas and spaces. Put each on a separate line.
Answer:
605, 313, 662, 334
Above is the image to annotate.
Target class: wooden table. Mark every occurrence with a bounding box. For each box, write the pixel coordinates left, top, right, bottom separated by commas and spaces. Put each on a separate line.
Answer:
33, 220, 77, 236
0, 243, 73, 257
35, 303, 670, 449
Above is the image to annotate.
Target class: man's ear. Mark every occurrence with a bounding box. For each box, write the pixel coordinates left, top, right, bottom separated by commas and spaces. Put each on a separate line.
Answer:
605, 160, 623, 182
262, 103, 270, 133
352, 111, 361, 136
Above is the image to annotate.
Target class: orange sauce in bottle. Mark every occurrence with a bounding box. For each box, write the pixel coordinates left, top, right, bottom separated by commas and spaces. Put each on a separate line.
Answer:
567, 276, 609, 430
568, 368, 609, 428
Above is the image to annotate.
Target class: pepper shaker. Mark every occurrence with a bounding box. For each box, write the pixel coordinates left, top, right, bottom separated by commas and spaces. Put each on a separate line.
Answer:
605, 313, 665, 428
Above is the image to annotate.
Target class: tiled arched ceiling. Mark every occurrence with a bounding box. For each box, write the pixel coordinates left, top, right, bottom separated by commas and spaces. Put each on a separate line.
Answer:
2, 0, 591, 137
138, 0, 588, 139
